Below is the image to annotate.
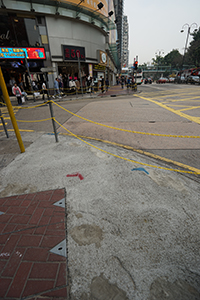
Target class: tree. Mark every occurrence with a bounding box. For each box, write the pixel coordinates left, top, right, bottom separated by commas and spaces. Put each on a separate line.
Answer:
163, 49, 182, 68
185, 28, 200, 66
152, 55, 164, 66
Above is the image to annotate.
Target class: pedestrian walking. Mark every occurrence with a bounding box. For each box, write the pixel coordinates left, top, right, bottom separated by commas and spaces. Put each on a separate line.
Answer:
100, 76, 105, 93
121, 76, 125, 89
12, 83, 22, 105
53, 78, 61, 98
42, 82, 48, 100
105, 78, 109, 92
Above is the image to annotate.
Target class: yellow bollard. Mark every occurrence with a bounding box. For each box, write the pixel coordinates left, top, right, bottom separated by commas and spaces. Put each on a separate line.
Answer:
0, 67, 25, 153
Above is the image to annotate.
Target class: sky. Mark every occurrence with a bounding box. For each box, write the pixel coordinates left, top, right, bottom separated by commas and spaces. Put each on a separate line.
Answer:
124, 0, 200, 65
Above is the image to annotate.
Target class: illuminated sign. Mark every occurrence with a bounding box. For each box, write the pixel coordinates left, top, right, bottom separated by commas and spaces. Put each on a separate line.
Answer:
0, 47, 46, 59
63, 45, 85, 61
93, 64, 106, 71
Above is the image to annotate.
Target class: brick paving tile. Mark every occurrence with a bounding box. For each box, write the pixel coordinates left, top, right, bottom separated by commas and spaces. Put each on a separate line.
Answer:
24, 202, 38, 213
0, 278, 12, 298
43, 287, 68, 298
29, 262, 59, 279
29, 208, 44, 225
0, 189, 68, 299
47, 253, 66, 262
20, 199, 32, 207
0, 222, 7, 233
10, 214, 30, 224
22, 280, 54, 297
56, 263, 67, 286
45, 229, 66, 237
2, 223, 16, 234
2, 247, 26, 277
23, 248, 48, 262
18, 234, 42, 247
6, 261, 33, 298
6, 206, 26, 215
40, 236, 64, 248
1, 234, 20, 253
43, 207, 55, 216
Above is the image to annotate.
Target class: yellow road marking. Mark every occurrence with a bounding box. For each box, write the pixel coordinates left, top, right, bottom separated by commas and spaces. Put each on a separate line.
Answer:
0, 129, 34, 132
52, 101, 200, 138
162, 97, 200, 103
144, 91, 200, 99
179, 106, 200, 112
58, 131, 200, 175
138, 95, 200, 124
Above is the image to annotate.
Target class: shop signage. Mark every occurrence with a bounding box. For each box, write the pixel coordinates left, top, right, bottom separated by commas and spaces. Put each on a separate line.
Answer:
63, 45, 85, 61
0, 30, 10, 41
93, 64, 106, 71
41, 67, 56, 72
0, 47, 46, 59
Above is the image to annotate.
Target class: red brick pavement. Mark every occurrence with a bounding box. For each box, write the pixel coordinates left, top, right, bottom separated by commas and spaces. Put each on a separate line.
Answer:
0, 189, 68, 300
98, 84, 133, 97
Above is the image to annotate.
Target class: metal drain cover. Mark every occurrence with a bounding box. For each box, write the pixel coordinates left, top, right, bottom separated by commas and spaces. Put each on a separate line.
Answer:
49, 239, 67, 257
53, 198, 65, 208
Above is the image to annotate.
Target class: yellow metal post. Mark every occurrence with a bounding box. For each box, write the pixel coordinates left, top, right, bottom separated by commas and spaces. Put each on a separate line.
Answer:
0, 67, 25, 153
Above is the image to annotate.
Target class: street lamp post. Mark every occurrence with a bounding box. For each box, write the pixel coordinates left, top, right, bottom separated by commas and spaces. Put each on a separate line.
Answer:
155, 49, 164, 79
180, 23, 198, 69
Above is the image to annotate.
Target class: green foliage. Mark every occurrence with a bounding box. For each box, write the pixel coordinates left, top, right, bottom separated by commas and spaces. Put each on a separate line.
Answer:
163, 49, 182, 68
185, 28, 200, 66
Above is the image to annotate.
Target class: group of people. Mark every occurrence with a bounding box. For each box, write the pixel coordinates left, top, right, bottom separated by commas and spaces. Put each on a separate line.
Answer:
119, 76, 134, 89
9, 73, 111, 104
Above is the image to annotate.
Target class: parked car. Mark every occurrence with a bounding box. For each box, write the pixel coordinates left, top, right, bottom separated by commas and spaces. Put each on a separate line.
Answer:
144, 78, 152, 84
169, 77, 175, 83
187, 76, 200, 84
156, 77, 168, 83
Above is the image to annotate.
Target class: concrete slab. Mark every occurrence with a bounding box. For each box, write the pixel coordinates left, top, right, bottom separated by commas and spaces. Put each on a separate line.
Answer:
0, 132, 199, 299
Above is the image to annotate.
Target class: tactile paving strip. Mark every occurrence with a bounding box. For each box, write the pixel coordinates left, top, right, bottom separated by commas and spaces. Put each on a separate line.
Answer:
0, 188, 68, 300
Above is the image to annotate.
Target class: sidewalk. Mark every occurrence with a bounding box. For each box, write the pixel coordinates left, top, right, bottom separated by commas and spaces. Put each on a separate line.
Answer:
6, 84, 135, 106
0, 130, 199, 300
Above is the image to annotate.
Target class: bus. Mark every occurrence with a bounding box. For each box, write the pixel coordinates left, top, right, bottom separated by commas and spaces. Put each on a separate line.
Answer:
135, 69, 143, 85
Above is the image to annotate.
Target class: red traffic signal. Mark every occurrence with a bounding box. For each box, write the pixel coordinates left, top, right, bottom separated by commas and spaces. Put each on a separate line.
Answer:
134, 61, 138, 70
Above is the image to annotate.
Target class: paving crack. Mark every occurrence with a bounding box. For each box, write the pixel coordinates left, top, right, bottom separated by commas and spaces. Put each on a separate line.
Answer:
113, 255, 136, 290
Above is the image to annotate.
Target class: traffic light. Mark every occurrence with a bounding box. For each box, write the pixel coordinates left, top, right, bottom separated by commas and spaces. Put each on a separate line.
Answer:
134, 61, 138, 70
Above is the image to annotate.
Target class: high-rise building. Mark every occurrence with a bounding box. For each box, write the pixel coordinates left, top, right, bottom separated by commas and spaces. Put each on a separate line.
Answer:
122, 15, 129, 68
113, 0, 124, 70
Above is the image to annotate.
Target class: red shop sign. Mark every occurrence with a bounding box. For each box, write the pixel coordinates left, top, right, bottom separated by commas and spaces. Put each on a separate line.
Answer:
63, 45, 85, 61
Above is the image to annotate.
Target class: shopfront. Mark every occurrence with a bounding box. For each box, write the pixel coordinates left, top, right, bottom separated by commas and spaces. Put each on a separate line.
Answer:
0, 47, 46, 94
0, 13, 47, 94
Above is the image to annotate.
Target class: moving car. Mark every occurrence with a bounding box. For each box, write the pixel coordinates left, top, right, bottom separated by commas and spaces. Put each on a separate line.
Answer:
156, 77, 168, 83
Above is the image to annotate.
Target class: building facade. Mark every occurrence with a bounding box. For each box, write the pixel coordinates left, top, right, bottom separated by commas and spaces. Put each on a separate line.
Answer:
122, 15, 129, 68
0, 0, 119, 94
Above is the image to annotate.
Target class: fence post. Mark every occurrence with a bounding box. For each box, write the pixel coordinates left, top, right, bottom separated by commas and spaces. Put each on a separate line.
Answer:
48, 101, 58, 142
0, 108, 9, 138
0, 67, 25, 152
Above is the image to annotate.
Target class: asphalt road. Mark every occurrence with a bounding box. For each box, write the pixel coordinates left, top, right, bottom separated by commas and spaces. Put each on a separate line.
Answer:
1, 83, 200, 181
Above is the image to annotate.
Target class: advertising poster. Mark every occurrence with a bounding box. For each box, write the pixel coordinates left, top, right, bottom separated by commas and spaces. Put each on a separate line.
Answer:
0, 47, 46, 59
